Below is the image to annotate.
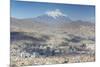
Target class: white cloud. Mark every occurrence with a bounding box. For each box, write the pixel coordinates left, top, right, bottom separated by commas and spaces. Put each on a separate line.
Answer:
45, 9, 67, 19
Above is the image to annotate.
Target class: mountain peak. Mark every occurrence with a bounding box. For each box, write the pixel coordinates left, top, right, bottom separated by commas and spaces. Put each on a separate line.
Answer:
45, 9, 67, 19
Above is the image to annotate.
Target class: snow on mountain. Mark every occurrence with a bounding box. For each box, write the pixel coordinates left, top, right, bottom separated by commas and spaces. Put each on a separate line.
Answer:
45, 9, 67, 19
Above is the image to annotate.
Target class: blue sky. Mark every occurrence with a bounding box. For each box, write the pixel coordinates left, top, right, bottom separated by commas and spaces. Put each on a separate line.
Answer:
11, 0, 95, 22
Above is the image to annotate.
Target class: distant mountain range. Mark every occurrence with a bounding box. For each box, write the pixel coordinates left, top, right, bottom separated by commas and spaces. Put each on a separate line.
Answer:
11, 13, 95, 33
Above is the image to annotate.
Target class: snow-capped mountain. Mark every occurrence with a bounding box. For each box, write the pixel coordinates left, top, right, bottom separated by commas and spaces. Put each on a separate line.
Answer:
33, 14, 72, 26
32, 9, 72, 26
